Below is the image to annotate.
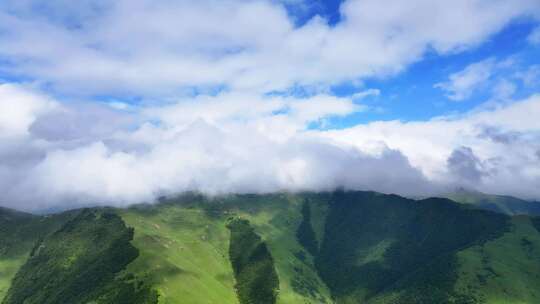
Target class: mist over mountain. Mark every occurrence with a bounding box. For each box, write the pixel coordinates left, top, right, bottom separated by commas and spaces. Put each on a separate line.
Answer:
1, 85, 540, 212
444, 188, 540, 216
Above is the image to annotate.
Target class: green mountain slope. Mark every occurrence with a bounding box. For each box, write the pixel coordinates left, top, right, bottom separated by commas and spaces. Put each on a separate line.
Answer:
312, 192, 510, 304
118, 194, 332, 304
1, 191, 540, 304
454, 216, 540, 303
2, 209, 157, 304
444, 189, 540, 216
0, 207, 78, 299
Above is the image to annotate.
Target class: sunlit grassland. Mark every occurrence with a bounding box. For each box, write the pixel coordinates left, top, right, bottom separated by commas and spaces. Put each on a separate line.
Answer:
0, 257, 27, 299
119, 194, 332, 304
119, 205, 239, 304
456, 216, 540, 304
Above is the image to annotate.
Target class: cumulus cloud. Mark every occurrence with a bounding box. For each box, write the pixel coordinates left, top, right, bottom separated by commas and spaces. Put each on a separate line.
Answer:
29, 102, 136, 142
0, 84, 439, 211
435, 56, 540, 101
0, 83, 539, 211
0, 1, 539, 211
15, 130, 432, 211
321, 94, 540, 199
0, 84, 57, 138
0, 0, 538, 96
447, 146, 486, 184
477, 126, 521, 145
435, 58, 496, 101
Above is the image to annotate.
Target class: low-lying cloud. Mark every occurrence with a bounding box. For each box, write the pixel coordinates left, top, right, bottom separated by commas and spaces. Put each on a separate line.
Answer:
321, 94, 540, 200
0, 0, 539, 211
0, 84, 437, 211
1, 84, 539, 211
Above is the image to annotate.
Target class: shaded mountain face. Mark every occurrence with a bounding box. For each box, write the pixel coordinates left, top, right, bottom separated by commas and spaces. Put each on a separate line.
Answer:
1, 191, 540, 304
227, 218, 279, 304
314, 192, 510, 303
0, 207, 78, 298
443, 189, 540, 216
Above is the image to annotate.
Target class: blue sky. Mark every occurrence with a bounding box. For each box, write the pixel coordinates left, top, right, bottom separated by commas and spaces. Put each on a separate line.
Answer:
330, 19, 540, 126
283, 1, 540, 125
0, 0, 540, 210
282, 0, 344, 26
0, 0, 538, 126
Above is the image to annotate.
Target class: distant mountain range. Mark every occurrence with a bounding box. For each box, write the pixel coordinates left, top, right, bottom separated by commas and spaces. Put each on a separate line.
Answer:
443, 188, 540, 216
1, 191, 540, 304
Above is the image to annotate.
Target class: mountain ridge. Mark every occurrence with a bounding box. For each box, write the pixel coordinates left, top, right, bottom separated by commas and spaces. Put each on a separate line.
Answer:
442, 189, 540, 216
1, 191, 539, 303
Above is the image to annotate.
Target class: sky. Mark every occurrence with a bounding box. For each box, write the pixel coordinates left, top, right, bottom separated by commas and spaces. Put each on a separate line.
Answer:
0, 0, 539, 211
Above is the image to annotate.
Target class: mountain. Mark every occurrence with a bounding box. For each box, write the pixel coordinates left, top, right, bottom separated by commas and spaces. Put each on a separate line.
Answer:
1, 191, 540, 303
0, 206, 78, 298
444, 189, 540, 216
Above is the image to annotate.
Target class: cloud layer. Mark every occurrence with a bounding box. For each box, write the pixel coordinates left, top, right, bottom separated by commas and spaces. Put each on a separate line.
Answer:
0, 1, 539, 211
0, 83, 437, 211
322, 94, 540, 199
0, 0, 539, 96
0, 83, 539, 211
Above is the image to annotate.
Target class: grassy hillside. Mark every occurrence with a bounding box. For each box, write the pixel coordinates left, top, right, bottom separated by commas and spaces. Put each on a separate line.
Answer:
0, 208, 36, 298
444, 189, 540, 216
118, 201, 240, 304
308, 192, 510, 304
0, 207, 78, 300
2, 209, 157, 304
2, 191, 540, 304
220, 194, 333, 304
453, 216, 540, 303
118, 193, 333, 304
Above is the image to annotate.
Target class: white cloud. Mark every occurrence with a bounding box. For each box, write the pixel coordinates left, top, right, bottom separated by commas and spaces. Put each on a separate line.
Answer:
515, 65, 540, 86
352, 89, 380, 100
434, 57, 535, 101
528, 26, 540, 45
0, 1, 539, 210
142, 92, 363, 142
492, 79, 517, 100
446, 146, 487, 184
3, 84, 409, 211
15, 130, 432, 211
0, 0, 538, 96
0, 83, 57, 138
435, 59, 496, 101
0, 84, 539, 211
321, 94, 540, 199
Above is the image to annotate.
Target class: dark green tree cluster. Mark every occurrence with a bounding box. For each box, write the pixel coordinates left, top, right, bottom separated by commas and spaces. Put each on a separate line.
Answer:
0, 208, 37, 258
532, 217, 540, 233
296, 199, 319, 257
227, 218, 279, 304
0, 208, 77, 259
2, 209, 157, 304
